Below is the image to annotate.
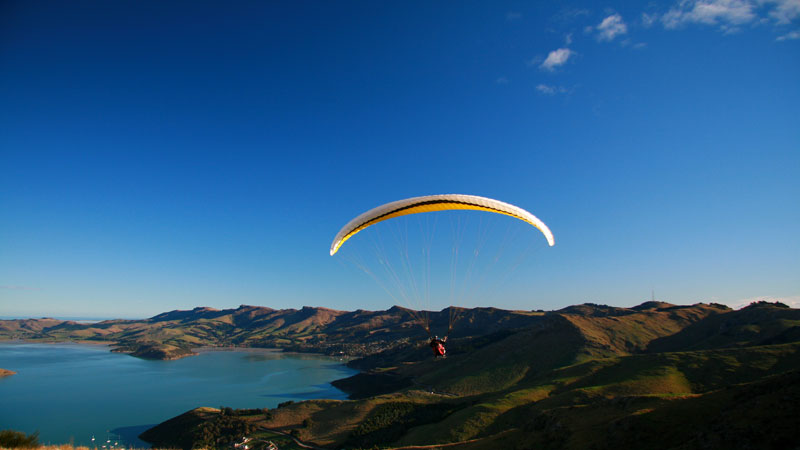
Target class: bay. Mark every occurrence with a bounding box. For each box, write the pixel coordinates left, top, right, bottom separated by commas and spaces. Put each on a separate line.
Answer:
0, 342, 357, 448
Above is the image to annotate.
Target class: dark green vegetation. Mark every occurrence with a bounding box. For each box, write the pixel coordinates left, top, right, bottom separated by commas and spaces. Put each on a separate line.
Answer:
124, 301, 800, 449
0, 430, 39, 448
331, 372, 414, 399
139, 407, 261, 450
344, 401, 468, 449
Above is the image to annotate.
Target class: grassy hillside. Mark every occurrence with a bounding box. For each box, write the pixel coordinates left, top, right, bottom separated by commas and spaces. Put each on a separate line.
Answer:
0, 305, 548, 359
135, 301, 800, 450
208, 343, 798, 449
4, 301, 797, 448
646, 301, 800, 352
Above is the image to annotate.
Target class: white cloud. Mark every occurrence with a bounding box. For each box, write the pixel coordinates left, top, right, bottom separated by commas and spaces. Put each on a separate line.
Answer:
725, 295, 800, 309
565, 33, 573, 45
764, 0, 800, 24
662, 0, 758, 30
540, 48, 574, 71
536, 84, 569, 95
595, 14, 629, 41
776, 29, 800, 39
660, 0, 800, 32
536, 84, 556, 95
642, 12, 659, 27
496, 76, 509, 84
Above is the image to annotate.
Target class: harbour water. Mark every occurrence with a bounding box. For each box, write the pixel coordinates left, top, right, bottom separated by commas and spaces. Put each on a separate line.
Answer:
0, 342, 357, 448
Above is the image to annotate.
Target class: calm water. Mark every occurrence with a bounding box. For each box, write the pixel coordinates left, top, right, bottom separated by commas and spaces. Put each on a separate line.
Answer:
0, 342, 357, 447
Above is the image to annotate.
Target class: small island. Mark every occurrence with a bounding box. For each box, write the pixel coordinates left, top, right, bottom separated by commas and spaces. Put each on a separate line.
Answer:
0, 368, 16, 377
111, 343, 198, 361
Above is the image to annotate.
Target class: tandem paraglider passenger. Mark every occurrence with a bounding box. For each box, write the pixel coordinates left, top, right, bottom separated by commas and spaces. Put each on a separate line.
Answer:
429, 335, 447, 358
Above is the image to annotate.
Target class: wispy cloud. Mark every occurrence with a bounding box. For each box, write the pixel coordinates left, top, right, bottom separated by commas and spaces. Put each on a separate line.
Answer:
776, 29, 800, 39
506, 11, 522, 21
592, 13, 629, 41
536, 84, 569, 95
662, 0, 757, 30
642, 12, 659, 27
551, 8, 591, 24
659, 0, 800, 32
540, 48, 574, 71
619, 38, 648, 48
495, 76, 509, 84
766, 0, 800, 25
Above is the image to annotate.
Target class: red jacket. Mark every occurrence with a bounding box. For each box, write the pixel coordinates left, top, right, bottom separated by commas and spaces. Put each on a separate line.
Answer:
430, 339, 446, 356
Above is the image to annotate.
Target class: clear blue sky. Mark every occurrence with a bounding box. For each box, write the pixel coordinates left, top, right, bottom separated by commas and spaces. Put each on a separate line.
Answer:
2, 1, 798, 318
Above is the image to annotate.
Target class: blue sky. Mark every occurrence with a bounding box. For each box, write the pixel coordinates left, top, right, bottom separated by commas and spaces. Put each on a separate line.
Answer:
1, 1, 798, 318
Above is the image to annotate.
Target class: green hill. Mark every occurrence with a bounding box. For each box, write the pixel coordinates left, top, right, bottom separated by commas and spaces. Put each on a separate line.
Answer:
127, 301, 800, 450
646, 301, 800, 352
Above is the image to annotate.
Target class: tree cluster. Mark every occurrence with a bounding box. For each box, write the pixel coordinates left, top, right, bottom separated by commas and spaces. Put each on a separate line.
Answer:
345, 402, 465, 449
0, 430, 39, 448
190, 413, 254, 449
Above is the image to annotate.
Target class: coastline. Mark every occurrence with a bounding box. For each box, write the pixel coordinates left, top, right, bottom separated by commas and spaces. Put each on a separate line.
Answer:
193, 345, 354, 361
0, 339, 115, 347
0, 339, 356, 365
1, 342, 358, 447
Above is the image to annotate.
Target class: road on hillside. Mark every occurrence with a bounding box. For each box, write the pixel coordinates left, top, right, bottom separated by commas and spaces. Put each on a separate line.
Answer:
256, 425, 484, 450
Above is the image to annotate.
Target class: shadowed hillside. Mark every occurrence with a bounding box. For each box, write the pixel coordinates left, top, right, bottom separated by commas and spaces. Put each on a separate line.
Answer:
115, 301, 800, 450
0, 305, 553, 359
646, 301, 800, 352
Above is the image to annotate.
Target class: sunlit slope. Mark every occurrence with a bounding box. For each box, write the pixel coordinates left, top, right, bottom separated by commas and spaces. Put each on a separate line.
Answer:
0, 305, 546, 358
6, 302, 797, 449
372, 303, 730, 396
646, 301, 800, 352
128, 302, 800, 449
255, 341, 800, 449
558, 302, 730, 354
383, 304, 800, 444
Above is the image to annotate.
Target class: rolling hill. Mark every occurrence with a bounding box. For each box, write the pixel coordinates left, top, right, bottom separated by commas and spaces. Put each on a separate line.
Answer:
52, 300, 796, 450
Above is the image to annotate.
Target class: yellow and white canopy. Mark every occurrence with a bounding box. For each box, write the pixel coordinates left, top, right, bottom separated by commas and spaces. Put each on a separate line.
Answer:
330, 194, 554, 256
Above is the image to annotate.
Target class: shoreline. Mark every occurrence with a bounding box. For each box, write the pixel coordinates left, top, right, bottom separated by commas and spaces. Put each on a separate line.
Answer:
0, 340, 356, 365
0, 339, 115, 347
1, 342, 359, 447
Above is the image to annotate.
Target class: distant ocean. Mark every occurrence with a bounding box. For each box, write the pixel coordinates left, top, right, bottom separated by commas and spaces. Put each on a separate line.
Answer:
0, 342, 357, 448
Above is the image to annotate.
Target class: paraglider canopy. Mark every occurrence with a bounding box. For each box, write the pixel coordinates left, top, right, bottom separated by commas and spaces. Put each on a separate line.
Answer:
330, 194, 554, 256
330, 194, 555, 336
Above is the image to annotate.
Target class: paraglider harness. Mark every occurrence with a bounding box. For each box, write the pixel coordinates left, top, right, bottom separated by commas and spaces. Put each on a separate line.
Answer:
423, 309, 462, 359
429, 335, 447, 358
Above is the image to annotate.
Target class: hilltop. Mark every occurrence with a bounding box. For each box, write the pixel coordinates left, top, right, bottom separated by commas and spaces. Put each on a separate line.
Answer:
0, 305, 551, 360
104, 300, 800, 450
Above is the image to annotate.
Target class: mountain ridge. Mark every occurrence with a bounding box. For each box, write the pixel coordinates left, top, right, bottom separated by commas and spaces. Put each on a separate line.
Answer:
3, 301, 798, 449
